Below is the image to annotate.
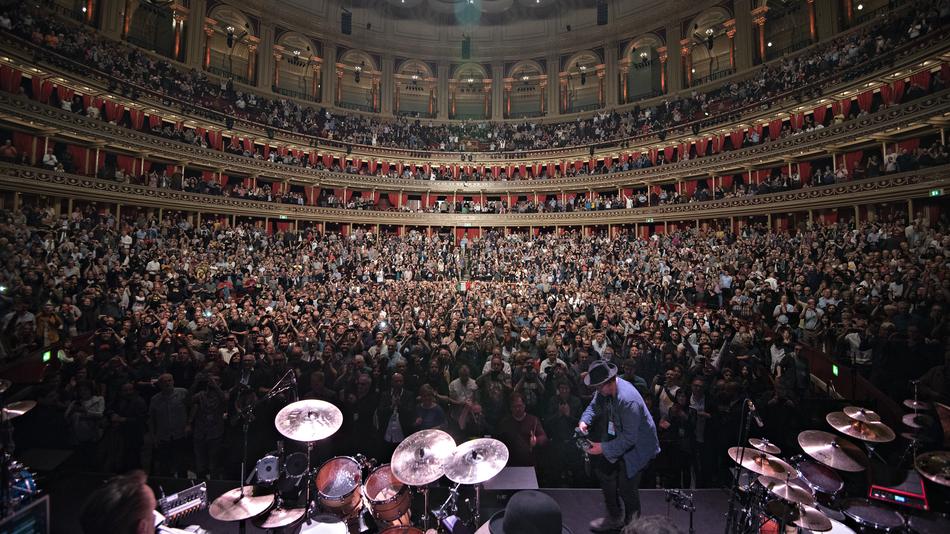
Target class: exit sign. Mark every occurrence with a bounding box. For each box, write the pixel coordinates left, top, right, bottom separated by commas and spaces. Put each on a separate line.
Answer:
645, 218, 654, 223
930, 189, 943, 197
832, 364, 839, 377
279, 215, 288, 220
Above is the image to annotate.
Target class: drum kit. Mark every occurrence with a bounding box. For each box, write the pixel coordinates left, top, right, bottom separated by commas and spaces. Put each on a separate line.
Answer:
726, 401, 950, 534
0, 379, 40, 520
208, 396, 510, 533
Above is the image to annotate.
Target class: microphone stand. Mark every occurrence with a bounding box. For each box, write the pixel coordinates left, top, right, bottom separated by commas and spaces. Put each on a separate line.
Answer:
723, 395, 753, 534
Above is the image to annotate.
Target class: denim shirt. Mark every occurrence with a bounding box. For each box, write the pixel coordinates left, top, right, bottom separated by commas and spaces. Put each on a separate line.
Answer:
581, 377, 660, 478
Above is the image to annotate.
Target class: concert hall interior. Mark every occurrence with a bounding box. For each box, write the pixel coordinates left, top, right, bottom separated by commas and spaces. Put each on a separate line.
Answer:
0, 0, 948, 533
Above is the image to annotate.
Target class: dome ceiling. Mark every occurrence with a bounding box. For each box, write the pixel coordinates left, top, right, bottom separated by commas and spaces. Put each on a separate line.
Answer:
349, 0, 598, 25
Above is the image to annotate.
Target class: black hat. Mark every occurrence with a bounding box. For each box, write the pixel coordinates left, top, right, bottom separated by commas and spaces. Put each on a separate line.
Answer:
486, 490, 572, 534
584, 360, 618, 387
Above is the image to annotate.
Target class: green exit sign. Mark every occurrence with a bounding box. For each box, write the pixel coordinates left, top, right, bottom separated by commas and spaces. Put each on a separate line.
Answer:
645, 218, 654, 223
832, 364, 839, 377
930, 189, 943, 197
279, 215, 288, 220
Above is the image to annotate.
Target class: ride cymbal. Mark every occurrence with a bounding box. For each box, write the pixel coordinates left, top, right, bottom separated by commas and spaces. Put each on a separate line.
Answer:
443, 438, 510, 485
252, 506, 306, 529
274, 399, 343, 442
826, 412, 895, 443
391, 429, 457, 486
798, 431, 868, 472
903, 399, 931, 411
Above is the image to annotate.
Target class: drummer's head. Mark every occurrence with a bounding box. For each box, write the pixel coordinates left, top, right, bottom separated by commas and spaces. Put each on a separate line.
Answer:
80, 470, 156, 534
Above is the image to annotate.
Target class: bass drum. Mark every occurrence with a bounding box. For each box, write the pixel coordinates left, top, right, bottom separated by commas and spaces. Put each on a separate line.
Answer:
315, 456, 363, 519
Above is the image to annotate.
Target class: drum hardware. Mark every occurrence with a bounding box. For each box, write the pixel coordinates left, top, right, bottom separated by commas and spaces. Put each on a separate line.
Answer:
664, 489, 696, 534
723, 396, 760, 534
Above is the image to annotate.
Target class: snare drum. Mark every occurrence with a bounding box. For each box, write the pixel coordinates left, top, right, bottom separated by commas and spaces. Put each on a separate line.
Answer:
792, 457, 844, 505
256, 454, 280, 484
841, 498, 905, 532
315, 456, 363, 518
363, 464, 411, 524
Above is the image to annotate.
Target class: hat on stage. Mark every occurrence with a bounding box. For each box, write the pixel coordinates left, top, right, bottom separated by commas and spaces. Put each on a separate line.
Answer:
484, 490, 572, 534
584, 360, 619, 387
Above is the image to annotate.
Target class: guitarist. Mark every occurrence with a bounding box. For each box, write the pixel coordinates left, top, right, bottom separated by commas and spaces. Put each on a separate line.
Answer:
578, 360, 660, 533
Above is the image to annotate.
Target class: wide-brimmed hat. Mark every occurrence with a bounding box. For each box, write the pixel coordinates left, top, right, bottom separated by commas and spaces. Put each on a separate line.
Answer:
584, 360, 619, 387
483, 490, 573, 534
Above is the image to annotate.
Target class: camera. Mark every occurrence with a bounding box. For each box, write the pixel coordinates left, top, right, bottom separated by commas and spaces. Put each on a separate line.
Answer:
573, 427, 593, 452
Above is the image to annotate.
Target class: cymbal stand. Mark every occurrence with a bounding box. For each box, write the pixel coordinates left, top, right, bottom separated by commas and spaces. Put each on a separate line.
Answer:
724, 397, 753, 534
432, 482, 462, 527
473, 483, 482, 526
303, 440, 315, 523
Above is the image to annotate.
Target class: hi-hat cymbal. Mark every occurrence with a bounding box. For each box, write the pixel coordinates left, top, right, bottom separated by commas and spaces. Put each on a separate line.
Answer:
209, 487, 274, 522
727, 447, 798, 479
842, 406, 881, 424
443, 438, 510, 485
391, 429, 457, 486
902, 413, 934, 430
252, 506, 306, 529
274, 400, 343, 442
1, 400, 36, 422
904, 399, 931, 411
757, 475, 816, 506
915, 451, 950, 487
798, 431, 868, 472
826, 412, 895, 443
749, 438, 781, 455
766, 501, 832, 532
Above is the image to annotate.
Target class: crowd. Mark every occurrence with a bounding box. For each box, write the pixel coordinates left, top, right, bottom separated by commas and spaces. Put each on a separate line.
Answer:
1, 199, 947, 491
0, 0, 945, 161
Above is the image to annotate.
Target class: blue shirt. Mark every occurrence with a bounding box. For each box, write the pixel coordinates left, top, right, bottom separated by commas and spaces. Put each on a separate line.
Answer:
581, 377, 660, 478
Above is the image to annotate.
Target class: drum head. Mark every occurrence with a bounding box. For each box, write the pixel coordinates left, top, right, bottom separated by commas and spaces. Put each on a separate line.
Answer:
365, 465, 404, 503
794, 459, 844, 495
316, 457, 361, 498
256, 455, 280, 483
841, 499, 904, 530
802, 518, 855, 534
285, 452, 309, 478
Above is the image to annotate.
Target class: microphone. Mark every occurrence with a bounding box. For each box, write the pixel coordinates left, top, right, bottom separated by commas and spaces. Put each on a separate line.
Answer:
747, 399, 764, 428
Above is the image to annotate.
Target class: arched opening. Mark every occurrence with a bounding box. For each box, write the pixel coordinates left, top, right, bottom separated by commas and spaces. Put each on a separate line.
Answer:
450, 63, 491, 120
622, 34, 664, 102
125, 0, 176, 59
688, 8, 733, 86
207, 6, 256, 85
507, 61, 545, 119
337, 50, 379, 112
275, 33, 321, 101
562, 51, 604, 114
395, 60, 436, 118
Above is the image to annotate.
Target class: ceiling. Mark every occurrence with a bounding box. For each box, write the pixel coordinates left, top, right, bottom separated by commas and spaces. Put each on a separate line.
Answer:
345, 0, 599, 25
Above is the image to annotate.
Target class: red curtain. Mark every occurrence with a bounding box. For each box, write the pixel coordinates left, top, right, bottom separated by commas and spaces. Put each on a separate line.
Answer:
619, 153, 627, 164
0, 66, 21, 93
942, 63, 950, 84
910, 70, 931, 89
730, 130, 744, 149
116, 155, 135, 173
67, 145, 87, 174
322, 154, 332, 168
844, 151, 863, 173
30, 77, 43, 102
263, 145, 271, 159
684, 180, 697, 194
242, 138, 254, 152
104, 101, 124, 122
129, 109, 145, 130
696, 138, 708, 156
56, 85, 74, 104
880, 85, 894, 106
768, 119, 783, 140
369, 160, 378, 174
891, 80, 906, 104
856, 91, 873, 113
838, 98, 852, 116
387, 193, 399, 206
798, 161, 811, 180
813, 105, 827, 125
721, 174, 733, 189
663, 146, 674, 162
648, 149, 657, 164
898, 139, 920, 152
381, 161, 390, 174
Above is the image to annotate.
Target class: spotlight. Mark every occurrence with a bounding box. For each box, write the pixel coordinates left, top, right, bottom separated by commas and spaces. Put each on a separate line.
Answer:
767, 41, 773, 47
857, 3, 864, 9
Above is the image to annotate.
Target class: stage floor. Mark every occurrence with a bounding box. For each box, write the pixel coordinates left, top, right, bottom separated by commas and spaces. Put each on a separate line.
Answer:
44, 472, 731, 533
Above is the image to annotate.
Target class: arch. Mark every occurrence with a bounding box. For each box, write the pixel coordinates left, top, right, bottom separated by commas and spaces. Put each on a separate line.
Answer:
276, 31, 317, 58
453, 62, 489, 81
622, 33, 665, 60
208, 5, 255, 36
687, 7, 732, 39
396, 59, 434, 80
563, 50, 601, 74
507, 59, 544, 79
339, 49, 378, 73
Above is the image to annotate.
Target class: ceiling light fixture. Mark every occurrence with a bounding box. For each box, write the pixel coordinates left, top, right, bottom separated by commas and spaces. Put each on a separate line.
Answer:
767, 41, 773, 47
226, 26, 235, 33
522, 75, 529, 81
467, 78, 474, 83
857, 3, 864, 10
705, 28, 714, 36
579, 65, 587, 71
640, 52, 649, 60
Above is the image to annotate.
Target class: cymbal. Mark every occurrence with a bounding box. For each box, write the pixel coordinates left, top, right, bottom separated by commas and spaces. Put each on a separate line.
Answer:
826, 412, 895, 443
443, 438, 510, 485
726, 447, 798, 479
904, 399, 931, 411
252, 506, 306, 529
902, 413, 934, 430
798, 431, 868, 472
766, 501, 832, 532
0, 379, 11, 394
1, 400, 36, 422
209, 487, 274, 522
842, 406, 881, 424
749, 437, 781, 455
757, 475, 816, 506
274, 400, 343, 442
900, 431, 936, 445
391, 429, 457, 486
915, 451, 950, 487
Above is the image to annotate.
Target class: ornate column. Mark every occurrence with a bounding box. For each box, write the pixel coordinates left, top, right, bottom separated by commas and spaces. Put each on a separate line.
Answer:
539, 79, 547, 114
272, 46, 284, 88
597, 69, 605, 108
449, 81, 456, 118
483, 82, 492, 119
664, 22, 683, 92
381, 55, 395, 116
373, 74, 381, 112
310, 57, 322, 101
246, 40, 259, 85
657, 47, 668, 94
545, 52, 559, 118
335, 66, 343, 105
752, 6, 769, 64
172, 8, 186, 61
183, 0, 207, 67
490, 63, 504, 120
724, 19, 736, 70
806, 0, 817, 42
619, 64, 629, 104
842, 0, 854, 27
203, 21, 215, 70
122, 0, 133, 38
395, 83, 401, 114
436, 61, 449, 119
559, 73, 568, 113
256, 23, 275, 90
504, 81, 512, 118
733, 0, 754, 71
322, 44, 337, 107
604, 41, 618, 106
681, 41, 692, 87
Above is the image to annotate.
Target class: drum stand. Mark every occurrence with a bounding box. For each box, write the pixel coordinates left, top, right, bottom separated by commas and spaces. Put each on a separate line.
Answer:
724, 397, 754, 534
418, 484, 432, 531
432, 482, 461, 526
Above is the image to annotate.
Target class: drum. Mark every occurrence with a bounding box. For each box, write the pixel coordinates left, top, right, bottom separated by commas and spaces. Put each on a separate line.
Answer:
792, 457, 844, 506
297, 515, 349, 533
907, 513, 950, 534
315, 456, 363, 518
256, 454, 280, 484
802, 518, 856, 534
841, 499, 905, 532
284, 452, 309, 480
379, 528, 424, 534
363, 464, 411, 523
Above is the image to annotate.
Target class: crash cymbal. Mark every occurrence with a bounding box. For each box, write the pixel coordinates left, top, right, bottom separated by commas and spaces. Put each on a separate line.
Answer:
749, 437, 781, 455
209, 487, 274, 522
0, 380, 11, 394
1, 400, 36, 422
443, 438, 510, 485
274, 400, 343, 442
902, 413, 934, 430
765, 501, 832, 532
391, 429, 457, 486
757, 475, 816, 506
901, 431, 937, 445
904, 399, 931, 411
727, 447, 798, 479
826, 412, 895, 443
842, 406, 881, 424
798, 431, 868, 472
915, 451, 950, 487
252, 506, 306, 529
